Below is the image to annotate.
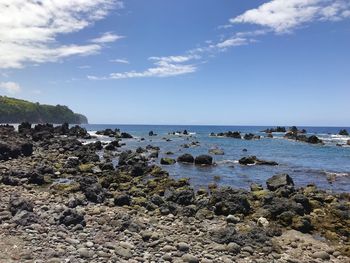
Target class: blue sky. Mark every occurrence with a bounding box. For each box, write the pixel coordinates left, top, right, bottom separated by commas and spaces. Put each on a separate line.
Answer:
0, 0, 349, 126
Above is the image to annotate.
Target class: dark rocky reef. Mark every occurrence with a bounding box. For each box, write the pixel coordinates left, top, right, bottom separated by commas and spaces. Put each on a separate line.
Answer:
0, 125, 349, 262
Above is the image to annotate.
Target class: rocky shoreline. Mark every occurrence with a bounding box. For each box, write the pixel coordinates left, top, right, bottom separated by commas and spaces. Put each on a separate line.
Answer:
0, 123, 349, 262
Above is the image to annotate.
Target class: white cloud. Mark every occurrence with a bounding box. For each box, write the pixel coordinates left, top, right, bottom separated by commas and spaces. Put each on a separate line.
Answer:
0, 0, 123, 69
149, 55, 200, 63
91, 32, 124, 43
231, 0, 350, 33
110, 58, 130, 64
89, 55, 197, 80
216, 37, 248, 49
0, 82, 21, 94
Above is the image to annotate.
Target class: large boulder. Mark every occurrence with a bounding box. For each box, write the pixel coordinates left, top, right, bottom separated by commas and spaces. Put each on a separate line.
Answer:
266, 174, 294, 191
114, 193, 131, 206
195, 155, 213, 165
120, 132, 133, 139
307, 135, 322, 144
210, 188, 251, 216
339, 129, 349, 136
58, 208, 86, 227
8, 195, 34, 216
18, 122, 32, 134
177, 154, 195, 164
0, 140, 33, 161
164, 189, 195, 206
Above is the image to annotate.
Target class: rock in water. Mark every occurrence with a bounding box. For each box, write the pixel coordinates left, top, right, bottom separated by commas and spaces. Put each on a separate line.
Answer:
209, 148, 225, 155
307, 135, 322, 144
177, 154, 195, 164
266, 174, 294, 191
194, 155, 213, 165
239, 156, 278, 166
339, 129, 349, 136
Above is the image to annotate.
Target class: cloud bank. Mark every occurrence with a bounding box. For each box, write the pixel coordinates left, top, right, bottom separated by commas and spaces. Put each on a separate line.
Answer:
0, 0, 123, 69
231, 0, 350, 33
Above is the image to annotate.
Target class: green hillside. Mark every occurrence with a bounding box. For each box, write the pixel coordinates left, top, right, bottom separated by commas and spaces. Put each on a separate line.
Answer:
0, 96, 88, 124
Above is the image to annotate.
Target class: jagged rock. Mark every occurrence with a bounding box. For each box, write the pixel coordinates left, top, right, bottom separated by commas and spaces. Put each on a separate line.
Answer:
339, 129, 349, 136
58, 208, 86, 227
114, 194, 131, 206
210, 188, 251, 216
0, 140, 33, 160
8, 195, 34, 216
164, 189, 195, 206
266, 174, 294, 191
12, 210, 38, 226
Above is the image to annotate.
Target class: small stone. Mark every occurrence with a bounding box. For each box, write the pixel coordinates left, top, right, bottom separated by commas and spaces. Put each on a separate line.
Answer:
163, 245, 176, 252
77, 248, 92, 258
162, 253, 172, 261
226, 215, 240, 224
241, 246, 254, 254
177, 242, 190, 252
311, 251, 330, 260
86, 241, 94, 248
65, 238, 80, 245
226, 242, 240, 254
257, 217, 269, 228
290, 242, 298, 248
182, 254, 199, 263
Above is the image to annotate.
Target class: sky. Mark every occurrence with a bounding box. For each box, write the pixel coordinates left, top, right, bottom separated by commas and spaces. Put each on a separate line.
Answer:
0, 0, 350, 126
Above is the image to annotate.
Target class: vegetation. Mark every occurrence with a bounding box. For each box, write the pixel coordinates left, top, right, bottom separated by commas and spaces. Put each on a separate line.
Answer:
0, 96, 88, 124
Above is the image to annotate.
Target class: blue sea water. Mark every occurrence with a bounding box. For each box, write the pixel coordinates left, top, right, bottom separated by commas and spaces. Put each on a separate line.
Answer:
80, 124, 350, 193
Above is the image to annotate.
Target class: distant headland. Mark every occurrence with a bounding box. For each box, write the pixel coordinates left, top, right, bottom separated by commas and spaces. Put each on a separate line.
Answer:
0, 96, 88, 124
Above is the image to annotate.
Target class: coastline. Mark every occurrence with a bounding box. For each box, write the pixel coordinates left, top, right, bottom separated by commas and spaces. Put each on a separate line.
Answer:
0, 123, 349, 262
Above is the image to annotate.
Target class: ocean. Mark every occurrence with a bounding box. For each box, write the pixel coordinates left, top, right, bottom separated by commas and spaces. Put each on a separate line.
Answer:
79, 124, 350, 193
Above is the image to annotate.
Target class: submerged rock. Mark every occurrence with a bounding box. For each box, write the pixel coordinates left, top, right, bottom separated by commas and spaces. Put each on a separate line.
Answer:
209, 148, 224, 155
160, 158, 176, 165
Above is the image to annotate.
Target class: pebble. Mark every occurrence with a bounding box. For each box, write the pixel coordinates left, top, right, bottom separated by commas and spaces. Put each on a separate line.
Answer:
177, 242, 190, 252
182, 254, 199, 263
77, 248, 92, 258
311, 251, 330, 260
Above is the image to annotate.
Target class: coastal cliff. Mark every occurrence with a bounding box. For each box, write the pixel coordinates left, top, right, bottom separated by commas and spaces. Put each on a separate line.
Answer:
0, 96, 88, 124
